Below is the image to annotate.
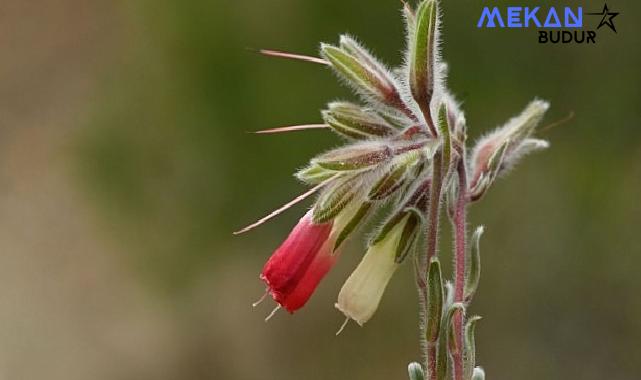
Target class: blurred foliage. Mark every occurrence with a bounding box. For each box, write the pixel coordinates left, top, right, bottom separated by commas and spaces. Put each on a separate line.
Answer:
70, 0, 641, 379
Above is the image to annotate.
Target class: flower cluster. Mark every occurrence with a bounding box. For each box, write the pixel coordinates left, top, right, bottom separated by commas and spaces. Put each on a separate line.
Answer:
242, 1, 550, 379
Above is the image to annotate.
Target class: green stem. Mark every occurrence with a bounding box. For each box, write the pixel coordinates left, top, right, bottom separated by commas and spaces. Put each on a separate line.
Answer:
452, 157, 468, 380
422, 150, 444, 377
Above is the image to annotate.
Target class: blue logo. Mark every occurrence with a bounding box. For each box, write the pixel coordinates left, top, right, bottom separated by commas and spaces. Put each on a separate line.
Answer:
477, 3, 620, 44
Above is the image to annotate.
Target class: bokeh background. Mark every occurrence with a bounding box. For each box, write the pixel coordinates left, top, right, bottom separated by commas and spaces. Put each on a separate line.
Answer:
1, 0, 640, 379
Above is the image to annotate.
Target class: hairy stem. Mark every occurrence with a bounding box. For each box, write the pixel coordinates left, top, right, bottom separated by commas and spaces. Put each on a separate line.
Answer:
420, 150, 444, 376
452, 157, 468, 380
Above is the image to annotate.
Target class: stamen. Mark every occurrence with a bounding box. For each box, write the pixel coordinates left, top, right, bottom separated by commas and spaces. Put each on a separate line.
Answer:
252, 289, 269, 308
335, 317, 350, 336
540, 111, 575, 133
265, 305, 281, 322
233, 178, 336, 235
259, 49, 330, 66
254, 124, 329, 134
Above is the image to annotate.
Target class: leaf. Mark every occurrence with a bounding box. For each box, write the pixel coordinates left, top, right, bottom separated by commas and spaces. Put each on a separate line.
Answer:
426, 257, 444, 342
464, 316, 482, 380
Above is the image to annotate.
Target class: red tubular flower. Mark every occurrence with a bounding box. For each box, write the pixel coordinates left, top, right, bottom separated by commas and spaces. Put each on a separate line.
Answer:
260, 210, 338, 313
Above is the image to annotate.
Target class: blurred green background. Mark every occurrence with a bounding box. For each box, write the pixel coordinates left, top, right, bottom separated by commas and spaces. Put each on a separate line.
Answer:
0, 0, 639, 379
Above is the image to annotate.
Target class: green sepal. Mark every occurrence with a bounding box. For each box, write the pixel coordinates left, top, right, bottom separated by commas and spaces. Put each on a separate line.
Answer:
394, 208, 423, 263
295, 164, 337, 185
312, 177, 359, 223
488, 139, 510, 180
465, 226, 484, 302
437, 103, 452, 177
436, 302, 465, 380
403, 1, 417, 34
368, 164, 408, 200
371, 211, 407, 246
464, 315, 482, 380
426, 257, 444, 342
333, 201, 372, 251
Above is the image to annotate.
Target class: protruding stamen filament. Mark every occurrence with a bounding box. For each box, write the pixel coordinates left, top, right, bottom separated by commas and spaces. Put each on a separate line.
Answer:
259, 49, 330, 66
540, 111, 574, 133
254, 124, 329, 134
252, 289, 269, 308
264, 305, 281, 322
335, 317, 350, 336
233, 178, 335, 235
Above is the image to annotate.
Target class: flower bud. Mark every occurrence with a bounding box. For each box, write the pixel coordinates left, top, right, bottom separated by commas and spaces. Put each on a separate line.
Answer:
470, 100, 550, 200
323, 102, 396, 140
321, 43, 400, 107
407, 362, 425, 380
409, 0, 437, 111
295, 164, 336, 185
335, 212, 420, 325
472, 367, 485, 380
312, 141, 392, 171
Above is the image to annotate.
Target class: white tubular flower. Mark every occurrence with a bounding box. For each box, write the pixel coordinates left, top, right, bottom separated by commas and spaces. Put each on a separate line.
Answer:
336, 214, 414, 325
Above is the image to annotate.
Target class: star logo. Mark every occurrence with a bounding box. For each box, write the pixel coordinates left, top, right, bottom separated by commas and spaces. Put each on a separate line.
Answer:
587, 3, 620, 33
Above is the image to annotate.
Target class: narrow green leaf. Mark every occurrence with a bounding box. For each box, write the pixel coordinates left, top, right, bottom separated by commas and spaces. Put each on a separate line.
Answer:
464, 316, 482, 380
409, 0, 437, 107
465, 226, 484, 302
436, 302, 465, 380
437, 103, 452, 177
426, 257, 444, 342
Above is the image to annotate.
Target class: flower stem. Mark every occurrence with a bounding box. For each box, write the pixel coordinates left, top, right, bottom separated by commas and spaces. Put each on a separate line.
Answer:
420, 149, 444, 376
452, 157, 468, 380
